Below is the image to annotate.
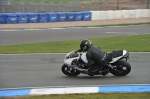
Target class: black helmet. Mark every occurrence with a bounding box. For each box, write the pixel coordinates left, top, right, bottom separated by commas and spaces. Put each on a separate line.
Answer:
80, 39, 92, 52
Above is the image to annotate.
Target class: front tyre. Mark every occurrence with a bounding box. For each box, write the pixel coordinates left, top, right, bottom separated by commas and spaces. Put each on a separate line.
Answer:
61, 64, 80, 76
110, 60, 131, 76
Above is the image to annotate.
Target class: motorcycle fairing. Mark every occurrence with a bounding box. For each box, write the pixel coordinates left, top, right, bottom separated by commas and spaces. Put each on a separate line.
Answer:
81, 52, 88, 63
64, 51, 80, 65
109, 50, 128, 63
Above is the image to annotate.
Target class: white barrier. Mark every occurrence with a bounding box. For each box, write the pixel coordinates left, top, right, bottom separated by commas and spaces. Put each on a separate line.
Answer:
135, 9, 142, 18
90, 11, 100, 20
99, 11, 108, 20
122, 10, 129, 19
90, 11, 108, 20
128, 10, 136, 18
141, 9, 149, 18
107, 10, 115, 19
91, 9, 150, 21
148, 9, 150, 17
114, 10, 123, 19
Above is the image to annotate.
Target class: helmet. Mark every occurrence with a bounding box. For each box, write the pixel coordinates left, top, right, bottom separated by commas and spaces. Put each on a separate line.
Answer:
80, 39, 92, 52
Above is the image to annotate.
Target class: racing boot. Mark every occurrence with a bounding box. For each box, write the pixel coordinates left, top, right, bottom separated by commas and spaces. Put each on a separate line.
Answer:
101, 67, 109, 76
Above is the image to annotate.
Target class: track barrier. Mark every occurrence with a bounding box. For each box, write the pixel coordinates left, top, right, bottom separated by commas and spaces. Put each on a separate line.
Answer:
0, 11, 91, 24
0, 9, 149, 24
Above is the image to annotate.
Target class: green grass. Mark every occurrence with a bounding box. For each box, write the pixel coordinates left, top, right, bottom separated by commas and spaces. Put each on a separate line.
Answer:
79, 22, 150, 27
1, 93, 150, 99
0, 34, 150, 54
69, 22, 150, 28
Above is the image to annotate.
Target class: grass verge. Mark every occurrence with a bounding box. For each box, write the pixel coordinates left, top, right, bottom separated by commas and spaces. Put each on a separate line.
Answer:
1, 93, 150, 99
0, 34, 150, 54
70, 22, 150, 28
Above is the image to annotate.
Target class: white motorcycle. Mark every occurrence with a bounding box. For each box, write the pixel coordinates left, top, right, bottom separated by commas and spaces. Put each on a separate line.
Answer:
61, 50, 131, 76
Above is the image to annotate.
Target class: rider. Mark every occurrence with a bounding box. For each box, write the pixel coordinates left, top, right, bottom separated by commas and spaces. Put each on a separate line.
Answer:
75, 39, 112, 76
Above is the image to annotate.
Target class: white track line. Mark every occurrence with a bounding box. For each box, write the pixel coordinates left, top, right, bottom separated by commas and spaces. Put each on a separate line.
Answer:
1, 84, 150, 90
106, 32, 135, 34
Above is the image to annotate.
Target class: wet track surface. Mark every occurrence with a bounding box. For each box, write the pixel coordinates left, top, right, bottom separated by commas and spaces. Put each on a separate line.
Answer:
0, 25, 150, 89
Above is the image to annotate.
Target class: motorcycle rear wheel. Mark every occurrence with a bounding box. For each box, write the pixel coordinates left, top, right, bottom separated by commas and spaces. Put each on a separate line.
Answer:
110, 60, 131, 76
61, 64, 80, 76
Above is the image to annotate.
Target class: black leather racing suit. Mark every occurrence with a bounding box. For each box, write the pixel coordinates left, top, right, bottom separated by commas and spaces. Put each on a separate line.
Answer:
83, 44, 106, 70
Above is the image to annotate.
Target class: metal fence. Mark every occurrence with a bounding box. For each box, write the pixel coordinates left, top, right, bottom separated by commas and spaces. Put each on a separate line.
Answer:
0, 0, 150, 12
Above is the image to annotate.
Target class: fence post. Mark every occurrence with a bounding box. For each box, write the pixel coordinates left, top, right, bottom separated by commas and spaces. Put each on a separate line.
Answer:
76, 0, 79, 11
41, 0, 44, 11
138, 0, 140, 9
1, 6, 5, 12
58, 0, 61, 12
129, 0, 132, 9
103, 0, 106, 10
117, 0, 119, 10
90, 0, 92, 10
21, 0, 24, 12
147, 0, 150, 9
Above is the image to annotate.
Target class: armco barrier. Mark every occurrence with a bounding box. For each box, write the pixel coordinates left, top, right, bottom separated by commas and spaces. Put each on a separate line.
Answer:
0, 85, 150, 97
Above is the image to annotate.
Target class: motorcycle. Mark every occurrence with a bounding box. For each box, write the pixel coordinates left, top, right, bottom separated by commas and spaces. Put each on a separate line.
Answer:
61, 50, 131, 76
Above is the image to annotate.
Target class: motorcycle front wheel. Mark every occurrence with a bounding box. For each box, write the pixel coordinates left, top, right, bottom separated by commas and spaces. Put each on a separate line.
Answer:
61, 64, 80, 76
110, 60, 131, 76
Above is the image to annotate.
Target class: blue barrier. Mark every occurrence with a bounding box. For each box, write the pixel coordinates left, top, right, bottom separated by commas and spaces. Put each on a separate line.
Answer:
58, 12, 67, 22
17, 13, 28, 23
82, 11, 91, 21
48, 13, 58, 22
5, 13, 18, 24
67, 12, 75, 21
28, 13, 38, 23
38, 13, 48, 23
0, 11, 91, 24
0, 13, 6, 24
74, 12, 83, 21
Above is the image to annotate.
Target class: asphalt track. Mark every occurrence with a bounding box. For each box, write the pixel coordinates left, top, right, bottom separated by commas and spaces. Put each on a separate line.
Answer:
0, 25, 150, 89
0, 25, 150, 46
0, 53, 150, 89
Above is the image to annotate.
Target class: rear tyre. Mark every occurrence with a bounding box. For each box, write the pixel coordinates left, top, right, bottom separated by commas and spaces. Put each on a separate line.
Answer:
61, 64, 80, 76
110, 60, 131, 76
